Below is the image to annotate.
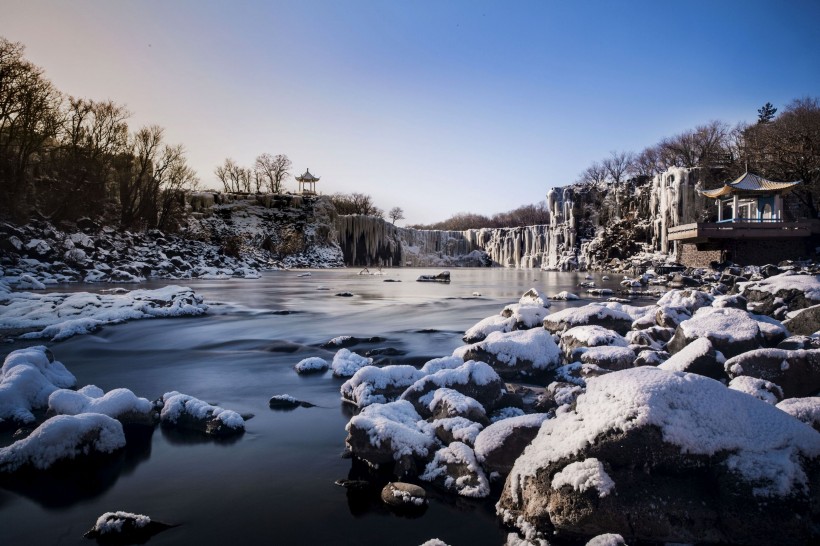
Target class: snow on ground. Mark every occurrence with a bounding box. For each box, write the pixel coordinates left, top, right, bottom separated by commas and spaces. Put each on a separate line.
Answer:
0, 285, 208, 340
508, 367, 820, 499
0, 413, 125, 472
0, 346, 76, 424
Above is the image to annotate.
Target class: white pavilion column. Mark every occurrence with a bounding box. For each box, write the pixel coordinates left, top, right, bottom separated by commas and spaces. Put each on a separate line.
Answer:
774, 194, 781, 220
717, 199, 723, 221
732, 194, 739, 221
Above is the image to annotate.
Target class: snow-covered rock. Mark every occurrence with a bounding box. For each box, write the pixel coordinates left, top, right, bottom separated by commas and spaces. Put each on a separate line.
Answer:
0, 413, 125, 472
578, 346, 635, 371
456, 329, 561, 380
724, 348, 820, 398
474, 413, 550, 478
667, 306, 763, 358
420, 441, 490, 498
559, 325, 628, 361
83, 511, 173, 543
341, 365, 426, 407
739, 272, 820, 317
344, 400, 437, 472
728, 376, 784, 405
380, 481, 428, 508
498, 367, 820, 545
462, 315, 516, 343
422, 416, 484, 447
543, 304, 633, 336
48, 385, 156, 426
294, 356, 329, 374
776, 397, 820, 431
782, 303, 820, 336
658, 337, 725, 380
159, 391, 244, 436
400, 361, 506, 418
331, 348, 373, 378
426, 388, 488, 424
0, 346, 76, 425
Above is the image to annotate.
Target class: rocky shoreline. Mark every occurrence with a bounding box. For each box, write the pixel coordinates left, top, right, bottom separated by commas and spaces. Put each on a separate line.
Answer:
324, 270, 820, 545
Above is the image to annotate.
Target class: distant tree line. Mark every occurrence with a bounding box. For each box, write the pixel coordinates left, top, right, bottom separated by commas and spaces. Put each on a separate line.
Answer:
0, 37, 199, 230
214, 153, 291, 193
410, 202, 551, 231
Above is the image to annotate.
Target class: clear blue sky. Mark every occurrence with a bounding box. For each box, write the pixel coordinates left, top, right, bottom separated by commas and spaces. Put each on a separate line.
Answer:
3, 0, 818, 224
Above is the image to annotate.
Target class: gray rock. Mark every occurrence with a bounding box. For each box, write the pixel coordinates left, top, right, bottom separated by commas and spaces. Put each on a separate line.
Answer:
400, 361, 506, 417
380, 481, 428, 508
724, 348, 820, 398
474, 413, 550, 478
783, 304, 820, 336
543, 304, 633, 336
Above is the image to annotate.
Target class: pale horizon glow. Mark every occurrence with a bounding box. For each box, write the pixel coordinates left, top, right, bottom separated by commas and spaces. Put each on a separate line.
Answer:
2, 0, 819, 224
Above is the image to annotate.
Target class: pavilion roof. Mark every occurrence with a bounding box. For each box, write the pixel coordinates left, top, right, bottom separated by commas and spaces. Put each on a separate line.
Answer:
296, 169, 320, 182
700, 172, 800, 198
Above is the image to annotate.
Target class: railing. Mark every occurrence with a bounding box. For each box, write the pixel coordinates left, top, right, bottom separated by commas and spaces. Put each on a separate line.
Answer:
668, 220, 815, 240
716, 218, 784, 224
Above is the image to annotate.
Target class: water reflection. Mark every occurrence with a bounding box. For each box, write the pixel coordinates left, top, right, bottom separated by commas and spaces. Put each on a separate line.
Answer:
0, 425, 154, 509
159, 424, 244, 447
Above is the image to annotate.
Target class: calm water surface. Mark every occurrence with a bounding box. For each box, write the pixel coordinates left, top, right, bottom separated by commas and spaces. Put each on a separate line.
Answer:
0, 269, 632, 546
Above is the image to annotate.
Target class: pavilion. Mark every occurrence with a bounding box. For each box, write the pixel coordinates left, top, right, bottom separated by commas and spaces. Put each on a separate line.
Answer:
667, 172, 818, 265
701, 172, 800, 223
296, 168, 320, 195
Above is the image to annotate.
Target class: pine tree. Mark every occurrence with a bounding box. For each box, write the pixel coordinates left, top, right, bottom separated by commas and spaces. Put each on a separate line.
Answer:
757, 102, 777, 124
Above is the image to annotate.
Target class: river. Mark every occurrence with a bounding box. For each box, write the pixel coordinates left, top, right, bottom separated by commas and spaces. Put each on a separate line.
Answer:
0, 268, 634, 546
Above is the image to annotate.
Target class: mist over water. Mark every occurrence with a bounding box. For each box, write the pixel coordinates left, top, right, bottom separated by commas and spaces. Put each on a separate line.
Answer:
0, 269, 629, 546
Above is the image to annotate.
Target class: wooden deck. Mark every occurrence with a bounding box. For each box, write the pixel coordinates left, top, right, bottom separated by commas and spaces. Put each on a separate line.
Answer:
668, 220, 818, 242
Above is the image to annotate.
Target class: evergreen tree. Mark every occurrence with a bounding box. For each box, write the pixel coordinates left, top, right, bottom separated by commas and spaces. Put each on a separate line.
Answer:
757, 102, 777, 124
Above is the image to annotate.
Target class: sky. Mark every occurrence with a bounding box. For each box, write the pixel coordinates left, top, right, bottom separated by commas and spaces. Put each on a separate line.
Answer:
2, 0, 819, 225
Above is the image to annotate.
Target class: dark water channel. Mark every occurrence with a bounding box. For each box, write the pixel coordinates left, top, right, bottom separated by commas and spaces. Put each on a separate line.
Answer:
0, 269, 631, 546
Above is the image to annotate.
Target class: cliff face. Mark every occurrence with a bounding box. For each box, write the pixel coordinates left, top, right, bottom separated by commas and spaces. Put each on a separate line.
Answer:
184, 166, 709, 270
335, 215, 488, 267
185, 192, 344, 268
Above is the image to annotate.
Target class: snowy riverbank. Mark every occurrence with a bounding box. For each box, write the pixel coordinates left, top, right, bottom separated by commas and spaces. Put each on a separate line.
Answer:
0, 268, 818, 545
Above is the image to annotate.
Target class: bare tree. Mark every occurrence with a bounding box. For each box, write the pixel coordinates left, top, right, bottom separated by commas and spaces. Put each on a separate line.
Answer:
255, 153, 291, 193
331, 192, 383, 216
602, 150, 635, 184
215, 158, 244, 192
577, 162, 608, 186
388, 206, 405, 224
118, 125, 164, 227
0, 38, 63, 209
